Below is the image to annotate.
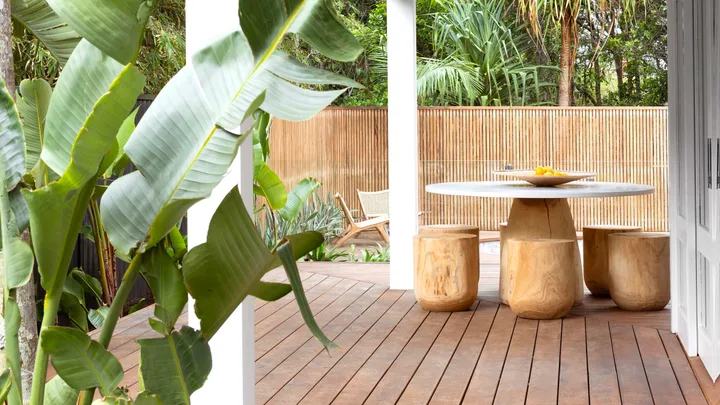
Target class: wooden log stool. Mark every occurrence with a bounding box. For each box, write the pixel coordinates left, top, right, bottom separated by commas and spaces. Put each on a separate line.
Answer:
414, 233, 479, 312
608, 232, 670, 311
507, 239, 575, 319
419, 224, 480, 239
583, 225, 641, 296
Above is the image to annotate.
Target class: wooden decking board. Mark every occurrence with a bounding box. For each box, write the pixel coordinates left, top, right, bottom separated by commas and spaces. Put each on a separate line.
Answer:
558, 317, 589, 405
263, 289, 405, 405
634, 326, 687, 405
255, 276, 345, 338
462, 305, 517, 405
610, 323, 654, 405
658, 330, 709, 405
255, 278, 360, 358
429, 302, 499, 405
494, 318, 539, 405
525, 319, 562, 405
396, 301, 480, 405
333, 304, 430, 404
688, 357, 719, 405
255, 281, 374, 379
254, 273, 325, 319
254, 284, 389, 403
297, 291, 417, 405
363, 311, 452, 405
585, 319, 622, 405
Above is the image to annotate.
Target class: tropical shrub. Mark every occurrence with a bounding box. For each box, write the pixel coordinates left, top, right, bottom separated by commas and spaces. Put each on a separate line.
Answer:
257, 190, 345, 249
0, 1, 363, 405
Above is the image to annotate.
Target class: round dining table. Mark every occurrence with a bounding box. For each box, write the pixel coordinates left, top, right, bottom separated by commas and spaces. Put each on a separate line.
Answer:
425, 181, 655, 305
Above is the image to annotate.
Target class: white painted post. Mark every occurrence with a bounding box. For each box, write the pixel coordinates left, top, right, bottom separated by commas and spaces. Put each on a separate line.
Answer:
387, 0, 418, 290
185, 1, 255, 403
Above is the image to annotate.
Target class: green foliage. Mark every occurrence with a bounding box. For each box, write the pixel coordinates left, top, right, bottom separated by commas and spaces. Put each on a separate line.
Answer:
305, 241, 354, 262
357, 243, 391, 262
0, 1, 361, 404
417, 0, 557, 106
257, 191, 345, 250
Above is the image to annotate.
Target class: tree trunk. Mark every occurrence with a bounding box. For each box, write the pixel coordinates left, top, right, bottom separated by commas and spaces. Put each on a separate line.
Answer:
0, 1, 38, 399
558, 6, 575, 107
594, 57, 602, 105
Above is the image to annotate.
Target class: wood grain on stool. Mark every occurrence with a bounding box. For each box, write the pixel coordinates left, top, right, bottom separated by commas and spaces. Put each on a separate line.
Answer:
608, 232, 670, 311
414, 233, 479, 312
419, 224, 480, 239
498, 222, 510, 304
503, 198, 584, 305
508, 239, 575, 319
583, 225, 641, 296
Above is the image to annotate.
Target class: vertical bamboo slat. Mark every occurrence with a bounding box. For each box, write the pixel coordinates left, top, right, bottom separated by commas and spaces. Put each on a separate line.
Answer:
268, 106, 669, 231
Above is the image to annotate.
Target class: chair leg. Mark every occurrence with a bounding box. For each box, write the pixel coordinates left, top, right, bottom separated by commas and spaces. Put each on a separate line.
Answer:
377, 224, 390, 243
335, 228, 357, 246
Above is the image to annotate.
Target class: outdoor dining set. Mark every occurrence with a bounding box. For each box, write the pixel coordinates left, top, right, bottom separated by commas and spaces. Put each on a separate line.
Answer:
415, 170, 670, 319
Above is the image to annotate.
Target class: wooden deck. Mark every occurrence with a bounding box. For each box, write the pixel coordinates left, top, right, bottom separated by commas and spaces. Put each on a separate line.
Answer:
91, 250, 717, 404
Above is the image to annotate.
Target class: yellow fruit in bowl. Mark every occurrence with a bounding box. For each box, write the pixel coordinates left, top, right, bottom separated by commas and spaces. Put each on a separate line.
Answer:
534, 166, 568, 177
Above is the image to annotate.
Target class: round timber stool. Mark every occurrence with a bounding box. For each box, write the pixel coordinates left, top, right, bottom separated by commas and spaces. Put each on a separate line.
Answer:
608, 232, 670, 311
498, 222, 511, 304
419, 224, 480, 240
413, 233, 479, 312
583, 225, 641, 296
507, 239, 575, 320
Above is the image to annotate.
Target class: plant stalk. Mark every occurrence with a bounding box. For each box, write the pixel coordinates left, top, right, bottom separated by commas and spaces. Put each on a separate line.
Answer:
78, 252, 143, 405
28, 283, 63, 405
88, 201, 111, 303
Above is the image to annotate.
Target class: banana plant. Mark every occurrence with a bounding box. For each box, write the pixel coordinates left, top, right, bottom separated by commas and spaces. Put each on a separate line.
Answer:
0, 1, 364, 405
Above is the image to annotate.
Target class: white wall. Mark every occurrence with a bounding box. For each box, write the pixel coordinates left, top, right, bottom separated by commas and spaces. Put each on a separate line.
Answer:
186, 1, 255, 403
387, 0, 419, 290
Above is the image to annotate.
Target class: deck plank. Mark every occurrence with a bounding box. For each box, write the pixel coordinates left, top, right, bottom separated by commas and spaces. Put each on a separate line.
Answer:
526, 319, 562, 405
263, 289, 404, 405
462, 305, 517, 405
362, 311, 452, 405
558, 317, 589, 405
494, 318, 538, 405
333, 303, 430, 404
658, 330, 708, 405
428, 302, 499, 405
255, 281, 372, 379
396, 301, 479, 405
634, 326, 687, 405
255, 283, 384, 384
255, 276, 343, 338
298, 291, 417, 405
255, 278, 359, 358
585, 318, 622, 405
610, 323, 653, 405
254, 272, 323, 316
254, 284, 388, 404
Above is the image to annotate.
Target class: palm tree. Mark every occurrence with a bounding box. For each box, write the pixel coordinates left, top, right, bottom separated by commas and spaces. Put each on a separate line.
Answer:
515, 0, 641, 106
417, 0, 557, 106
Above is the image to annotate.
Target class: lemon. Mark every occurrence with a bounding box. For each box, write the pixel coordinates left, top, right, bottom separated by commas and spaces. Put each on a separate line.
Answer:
534, 166, 546, 175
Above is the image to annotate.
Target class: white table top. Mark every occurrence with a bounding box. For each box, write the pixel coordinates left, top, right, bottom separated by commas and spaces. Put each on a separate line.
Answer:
425, 181, 654, 199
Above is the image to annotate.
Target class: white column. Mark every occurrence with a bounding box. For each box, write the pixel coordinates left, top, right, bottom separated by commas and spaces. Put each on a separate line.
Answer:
186, 1, 255, 403
387, 0, 418, 290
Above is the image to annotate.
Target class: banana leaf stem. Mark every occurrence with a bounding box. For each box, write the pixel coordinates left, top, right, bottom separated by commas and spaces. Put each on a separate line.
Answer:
29, 283, 63, 405
79, 252, 143, 405
88, 201, 111, 303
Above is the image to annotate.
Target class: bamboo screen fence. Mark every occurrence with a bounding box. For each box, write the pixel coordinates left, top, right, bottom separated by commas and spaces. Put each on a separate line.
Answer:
269, 106, 668, 231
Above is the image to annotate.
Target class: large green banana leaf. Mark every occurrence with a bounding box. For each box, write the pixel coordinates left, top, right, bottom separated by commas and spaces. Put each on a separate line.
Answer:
3, 300, 23, 405
25, 40, 145, 292
91, 392, 160, 405
238, 0, 362, 63
0, 76, 27, 191
45, 0, 152, 65
254, 163, 287, 210
44, 377, 79, 405
137, 326, 211, 405
0, 370, 12, 403
140, 245, 187, 335
41, 327, 124, 396
16, 79, 52, 175
279, 178, 321, 221
182, 187, 330, 346
102, 29, 360, 255
10, 0, 81, 65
